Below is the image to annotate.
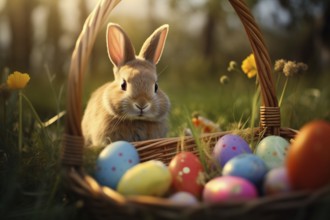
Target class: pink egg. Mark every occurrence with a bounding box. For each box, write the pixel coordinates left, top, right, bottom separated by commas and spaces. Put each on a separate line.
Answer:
213, 134, 252, 168
263, 167, 291, 195
203, 176, 257, 203
168, 152, 204, 198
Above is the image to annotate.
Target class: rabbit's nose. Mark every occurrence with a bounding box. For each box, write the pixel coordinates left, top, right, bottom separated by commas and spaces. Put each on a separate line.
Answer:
134, 103, 150, 112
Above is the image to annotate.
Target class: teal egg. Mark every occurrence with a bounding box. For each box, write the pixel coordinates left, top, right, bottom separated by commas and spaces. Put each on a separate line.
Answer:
255, 136, 289, 169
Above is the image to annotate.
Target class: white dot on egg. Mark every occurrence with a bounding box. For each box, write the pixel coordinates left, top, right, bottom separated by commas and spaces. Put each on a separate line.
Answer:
179, 171, 183, 176
183, 167, 190, 174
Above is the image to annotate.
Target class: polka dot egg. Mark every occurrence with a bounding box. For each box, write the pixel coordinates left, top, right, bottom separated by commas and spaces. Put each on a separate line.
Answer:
203, 176, 258, 203
255, 135, 289, 169
213, 134, 252, 168
95, 141, 140, 189
169, 152, 204, 198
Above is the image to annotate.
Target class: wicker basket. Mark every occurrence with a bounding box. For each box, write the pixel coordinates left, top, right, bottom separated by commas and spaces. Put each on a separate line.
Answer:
61, 0, 330, 219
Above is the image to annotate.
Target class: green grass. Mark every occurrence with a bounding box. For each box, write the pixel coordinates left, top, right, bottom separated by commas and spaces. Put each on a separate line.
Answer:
1, 66, 330, 219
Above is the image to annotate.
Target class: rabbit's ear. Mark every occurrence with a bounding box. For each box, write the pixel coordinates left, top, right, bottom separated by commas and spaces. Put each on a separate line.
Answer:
139, 24, 169, 64
107, 23, 136, 67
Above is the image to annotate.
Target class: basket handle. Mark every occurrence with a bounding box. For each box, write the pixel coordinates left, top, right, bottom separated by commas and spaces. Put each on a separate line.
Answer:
229, 0, 280, 135
61, 0, 281, 167
61, 0, 121, 167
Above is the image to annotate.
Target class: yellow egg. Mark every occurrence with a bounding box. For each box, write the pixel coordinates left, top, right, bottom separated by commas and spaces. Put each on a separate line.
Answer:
117, 160, 172, 196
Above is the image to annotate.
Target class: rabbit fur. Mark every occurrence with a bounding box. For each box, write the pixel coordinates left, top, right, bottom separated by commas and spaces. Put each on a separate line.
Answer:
82, 23, 170, 147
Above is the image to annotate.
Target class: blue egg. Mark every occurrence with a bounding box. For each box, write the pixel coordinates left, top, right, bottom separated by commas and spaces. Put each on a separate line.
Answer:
222, 154, 268, 185
95, 141, 140, 189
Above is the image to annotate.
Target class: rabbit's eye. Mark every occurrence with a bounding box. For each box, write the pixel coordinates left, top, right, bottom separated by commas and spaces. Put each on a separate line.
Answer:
121, 79, 127, 91
154, 82, 158, 93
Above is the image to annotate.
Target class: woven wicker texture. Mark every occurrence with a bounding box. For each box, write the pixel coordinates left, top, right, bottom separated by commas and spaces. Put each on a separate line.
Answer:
61, 0, 330, 219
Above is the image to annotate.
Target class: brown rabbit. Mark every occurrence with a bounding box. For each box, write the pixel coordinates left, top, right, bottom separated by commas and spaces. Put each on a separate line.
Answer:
82, 23, 171, 147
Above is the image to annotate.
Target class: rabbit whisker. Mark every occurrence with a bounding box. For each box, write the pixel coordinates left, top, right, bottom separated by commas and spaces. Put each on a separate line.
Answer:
157, 65, 169, 78
109, 113, 128, 134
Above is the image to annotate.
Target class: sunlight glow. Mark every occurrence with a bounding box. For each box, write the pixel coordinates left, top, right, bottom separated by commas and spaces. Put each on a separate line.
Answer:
0, 0, 5, 12
59, 0, 80, 33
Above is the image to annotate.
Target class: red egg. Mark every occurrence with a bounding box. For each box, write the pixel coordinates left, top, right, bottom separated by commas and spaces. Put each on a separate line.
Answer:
168, 152, 204, 198
286, 120, 330, 190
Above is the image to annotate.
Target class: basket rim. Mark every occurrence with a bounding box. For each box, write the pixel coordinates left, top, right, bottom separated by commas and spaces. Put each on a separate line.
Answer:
63, 163, 330, 218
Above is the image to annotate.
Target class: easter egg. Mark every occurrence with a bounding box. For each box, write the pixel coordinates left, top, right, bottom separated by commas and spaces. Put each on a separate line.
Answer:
168, 152, 204, 198
213, 134, 252, 168
168, 192, 199, 206
117, 160, 171, 196
286, 120, 330, 190
203, 176, 257, 203
263, 167, 291, 195
95, 141, 140, 189
222, 154, 268, 186
255, 135, 290, 169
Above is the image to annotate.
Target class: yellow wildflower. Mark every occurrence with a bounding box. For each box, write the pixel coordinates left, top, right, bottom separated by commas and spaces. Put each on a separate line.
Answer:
241, 53, 257, 78
6, 71, 30, 89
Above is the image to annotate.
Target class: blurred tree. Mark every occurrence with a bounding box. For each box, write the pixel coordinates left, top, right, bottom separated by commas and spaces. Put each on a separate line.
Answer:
169, 0, 227, 74
41, 0, 89, 77
2, 0, 90, 76
202, 0, 222, 61
6, 0, 37, 72
45, 0, 62, 75
277, 0, 330, 70
249, 0, 330, 71
321, 3, 330, 49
